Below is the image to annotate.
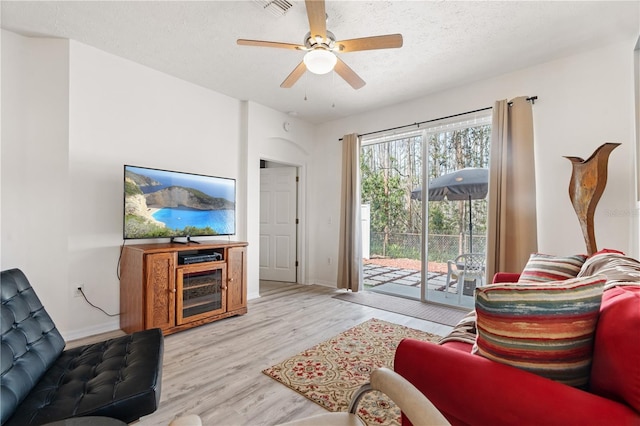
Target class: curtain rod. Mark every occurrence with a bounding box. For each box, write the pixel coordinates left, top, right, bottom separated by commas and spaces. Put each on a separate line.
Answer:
339, 96, 538, 141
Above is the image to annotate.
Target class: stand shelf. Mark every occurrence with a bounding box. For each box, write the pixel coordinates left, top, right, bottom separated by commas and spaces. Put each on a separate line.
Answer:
120, 241, 247, 335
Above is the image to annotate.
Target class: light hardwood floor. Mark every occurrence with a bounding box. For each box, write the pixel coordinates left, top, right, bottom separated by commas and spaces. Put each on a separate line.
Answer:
72, 281, 454, 426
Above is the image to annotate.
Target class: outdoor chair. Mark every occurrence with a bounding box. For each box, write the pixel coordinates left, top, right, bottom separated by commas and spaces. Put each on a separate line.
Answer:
445, 253, 486, 302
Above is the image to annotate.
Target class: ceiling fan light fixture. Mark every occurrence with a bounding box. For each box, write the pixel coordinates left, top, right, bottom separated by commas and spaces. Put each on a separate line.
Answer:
303, 49, 337, 74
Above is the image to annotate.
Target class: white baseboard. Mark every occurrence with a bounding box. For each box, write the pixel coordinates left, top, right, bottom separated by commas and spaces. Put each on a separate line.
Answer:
61, 318, 121, 342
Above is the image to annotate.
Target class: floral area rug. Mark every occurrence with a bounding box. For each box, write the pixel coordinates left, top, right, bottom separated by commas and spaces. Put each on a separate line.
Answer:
262, 318, 441, 426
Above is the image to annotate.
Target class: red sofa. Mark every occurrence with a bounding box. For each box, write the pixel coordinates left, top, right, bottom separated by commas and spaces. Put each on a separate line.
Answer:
394, 275, 640, 425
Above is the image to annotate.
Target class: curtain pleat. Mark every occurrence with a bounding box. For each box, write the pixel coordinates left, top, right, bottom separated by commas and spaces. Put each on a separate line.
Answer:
486, 97, 538, 281
337, 133, 363, 292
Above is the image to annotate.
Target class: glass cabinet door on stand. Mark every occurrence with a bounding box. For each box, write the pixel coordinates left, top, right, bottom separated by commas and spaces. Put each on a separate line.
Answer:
176, 263, 227, 325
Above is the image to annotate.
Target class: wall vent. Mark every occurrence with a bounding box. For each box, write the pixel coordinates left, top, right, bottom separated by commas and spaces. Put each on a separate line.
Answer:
253, 0, 294, 17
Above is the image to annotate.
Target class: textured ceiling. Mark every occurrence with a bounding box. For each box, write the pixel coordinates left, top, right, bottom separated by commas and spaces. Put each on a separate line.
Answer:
2, 1, 639, 124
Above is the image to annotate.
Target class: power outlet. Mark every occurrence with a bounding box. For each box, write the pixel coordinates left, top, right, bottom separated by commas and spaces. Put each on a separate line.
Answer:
74, 285, 84, 298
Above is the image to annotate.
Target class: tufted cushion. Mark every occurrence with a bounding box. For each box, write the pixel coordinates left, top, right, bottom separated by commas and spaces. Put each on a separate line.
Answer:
517, 253, 588, 283
1, 269, 65, 424
5, 329, 163, 425
1, 269, 163, 425
473, 275, 605, 388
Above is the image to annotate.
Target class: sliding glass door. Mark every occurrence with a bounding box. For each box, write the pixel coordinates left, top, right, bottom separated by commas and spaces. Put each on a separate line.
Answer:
360, 112, 491, 308
361, 132, 423, 300
421, 116, 491, 309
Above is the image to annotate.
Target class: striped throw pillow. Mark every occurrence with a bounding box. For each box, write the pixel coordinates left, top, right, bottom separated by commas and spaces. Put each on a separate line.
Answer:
518, 253, 588, 283
473, 275, 606, 388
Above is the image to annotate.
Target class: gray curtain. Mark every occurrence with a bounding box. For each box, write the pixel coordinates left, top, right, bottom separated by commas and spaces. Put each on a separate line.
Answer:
337, 133, 363, 291
486, 97, 538, 281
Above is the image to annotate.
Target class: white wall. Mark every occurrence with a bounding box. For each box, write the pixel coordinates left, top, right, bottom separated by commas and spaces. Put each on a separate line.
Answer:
2, 31, 245, 339
310, 39, 640, 286
65, 40, 246, 339
1, 31, 71, 329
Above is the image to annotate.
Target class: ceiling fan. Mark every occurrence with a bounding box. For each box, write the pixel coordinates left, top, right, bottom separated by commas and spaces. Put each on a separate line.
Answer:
237, 0, 403, 90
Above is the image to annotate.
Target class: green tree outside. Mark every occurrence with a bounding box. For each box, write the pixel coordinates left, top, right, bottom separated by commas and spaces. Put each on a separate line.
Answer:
361, 123, 491, 262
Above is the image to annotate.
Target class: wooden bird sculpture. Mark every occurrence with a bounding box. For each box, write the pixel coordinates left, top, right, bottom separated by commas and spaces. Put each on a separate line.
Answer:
564, 142, 620, 255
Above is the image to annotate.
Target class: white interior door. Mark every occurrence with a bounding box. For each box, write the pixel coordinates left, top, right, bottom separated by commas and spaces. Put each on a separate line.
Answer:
260, 166, 297, 282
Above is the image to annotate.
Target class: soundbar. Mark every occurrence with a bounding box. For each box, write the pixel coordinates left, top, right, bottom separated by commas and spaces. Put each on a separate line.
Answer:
178, 253, 222, 264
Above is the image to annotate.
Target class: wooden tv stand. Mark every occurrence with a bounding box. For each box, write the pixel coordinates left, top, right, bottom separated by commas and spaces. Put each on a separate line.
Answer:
119, 241, 248, 335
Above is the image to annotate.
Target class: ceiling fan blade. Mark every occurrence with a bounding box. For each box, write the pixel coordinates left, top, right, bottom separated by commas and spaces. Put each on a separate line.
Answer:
334, 58, 366, 90
281, 62, 307, 88
305, 0, 327, 39
237, 39, 304, 50
336, 34, 404, 52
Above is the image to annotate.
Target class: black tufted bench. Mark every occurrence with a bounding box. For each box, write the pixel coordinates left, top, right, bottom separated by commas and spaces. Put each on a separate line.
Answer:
1, 268, 164, 425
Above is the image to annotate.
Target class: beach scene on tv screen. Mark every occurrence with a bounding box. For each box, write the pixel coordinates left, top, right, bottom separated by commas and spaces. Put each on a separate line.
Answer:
124, 166, 235, 239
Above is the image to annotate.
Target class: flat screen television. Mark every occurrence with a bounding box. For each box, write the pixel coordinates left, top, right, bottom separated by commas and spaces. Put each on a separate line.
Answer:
123, 165, 236, 240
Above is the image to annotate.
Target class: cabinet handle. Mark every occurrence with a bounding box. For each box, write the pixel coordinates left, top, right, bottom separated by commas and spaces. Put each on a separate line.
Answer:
228, 278, 234, 282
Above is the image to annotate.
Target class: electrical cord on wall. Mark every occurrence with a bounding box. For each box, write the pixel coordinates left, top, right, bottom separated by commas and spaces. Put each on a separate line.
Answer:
117, 240, 126, 281
77, 287, 120, 317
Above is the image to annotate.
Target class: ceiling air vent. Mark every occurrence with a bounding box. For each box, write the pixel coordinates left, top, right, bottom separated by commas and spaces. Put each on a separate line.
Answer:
253, 0, 294, 17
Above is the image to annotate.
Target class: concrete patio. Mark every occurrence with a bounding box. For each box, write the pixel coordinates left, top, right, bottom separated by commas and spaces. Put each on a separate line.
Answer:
363, 262, 477, 309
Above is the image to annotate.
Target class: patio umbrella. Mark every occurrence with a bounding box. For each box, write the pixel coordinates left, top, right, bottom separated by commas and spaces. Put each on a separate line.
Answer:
411, 167, 489, 253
